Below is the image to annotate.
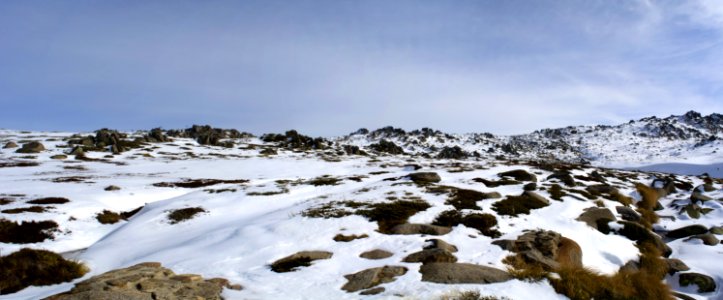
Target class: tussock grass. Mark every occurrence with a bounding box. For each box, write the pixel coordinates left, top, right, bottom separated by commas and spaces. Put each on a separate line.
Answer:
167, 207, 206, 224
0, 248, 88, 294
27, 197, 69, 205
0, 219, 58, 244
357, 200, 431, 232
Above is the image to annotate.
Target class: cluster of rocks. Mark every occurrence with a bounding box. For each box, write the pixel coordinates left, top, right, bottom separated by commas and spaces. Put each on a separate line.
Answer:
47, 262, 240, 300
261, 130, 328, 150
368, 139, 404, 155
67, 129, 156, 154
167, 125, 251, 147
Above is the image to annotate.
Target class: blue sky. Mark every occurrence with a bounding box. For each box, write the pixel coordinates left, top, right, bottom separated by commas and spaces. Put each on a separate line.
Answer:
1, 0, 722, 135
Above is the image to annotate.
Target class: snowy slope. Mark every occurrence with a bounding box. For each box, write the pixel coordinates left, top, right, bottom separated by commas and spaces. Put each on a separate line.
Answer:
1, 127, 722, 300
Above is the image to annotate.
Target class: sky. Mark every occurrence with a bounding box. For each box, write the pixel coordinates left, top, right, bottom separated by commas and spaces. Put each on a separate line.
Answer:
1, 0, 722, 136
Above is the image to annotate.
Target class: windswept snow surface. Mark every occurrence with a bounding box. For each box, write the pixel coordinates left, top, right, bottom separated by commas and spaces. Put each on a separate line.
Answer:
1, 129, 721, 300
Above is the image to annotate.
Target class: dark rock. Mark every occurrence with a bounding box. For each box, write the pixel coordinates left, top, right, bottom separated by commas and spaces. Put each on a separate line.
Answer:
424, 239, 458, 253
547, 171, 576, 187
615, 221, 672, 257
50, 154, 67, 160
500, 230, 583, 270
436, 146, 468, 159
402, 249, 457, 264
341, 266, 407, 293
419, 263, 512, 284
672, 292, 697, 300
710, 226, 723, 235
342, 145, 366, 156
691, 190, 713, 203
684, 233, 720, 246
667, 225, 709, 240
523, 182, 537, 191
3, 141, 18, 149
359, 287, 385, 295
104, 185, 121, 191
576, 207, 616, 233
498, 169, 537, 182
678, 272, 716, 293
16, 142, 45, 153
259, 148, 278, 155
407, 172, 441, 184
586, 184, 619, 196
615, 206, 641, 222
664, 258, 690, 275
359, 249, 393, 260
270, 251, 333, 273
388, 223, 452, 236
369, 139, 404, 155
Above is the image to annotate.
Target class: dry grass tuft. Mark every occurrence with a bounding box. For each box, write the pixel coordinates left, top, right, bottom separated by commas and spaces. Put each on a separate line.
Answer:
0, 248, 88, 294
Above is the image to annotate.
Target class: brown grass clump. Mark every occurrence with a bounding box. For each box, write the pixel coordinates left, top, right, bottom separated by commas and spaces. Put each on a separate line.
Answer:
0, 248, 88, 294
432, 210, 500, 237
0, 219, 58, 244
635, 183, 661, 228
505, 241, 673, 300
27, 197, 69, 205
491, 194, 548, 216
333, 233, 369, 242
96, 210, 122, 224
167, 207, 206, 224
548, 184, 566, 201
1, 206, 48, 214
610, 191, 633, 206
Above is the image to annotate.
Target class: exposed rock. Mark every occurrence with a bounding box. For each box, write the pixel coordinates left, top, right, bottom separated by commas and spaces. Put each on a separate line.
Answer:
407, 172, 441, 184
16, 142, 45, 153
690, 190, 713, 203
667, 224, 709, 240
494, 230, 582, 270
259, 148, 278, 155
69, 146, 85, 156
261, 130, 326, 150
664, 258, 690, 275
368, 139, 404, 155
46, 262, 238, 300
423, 239, 458, 253
576, 207, 616, 233
615, 206, 641, 222
436, 146, 468, 159
342, 145, 366, 156
388, 223, 451, 236
615, 221, 672, 257
498, 169, 537, 182
547, 171, 575, 186
50, 154, 67, 160
586, 184, 619, 196
523, 182, 537, 191
402, 249, 457, 264
144, 128, 170, 143
684, 233, 720, 246
419, 263, 512, 284
678, 272, 716, 293
333, 233, 368, 242
341, 266, 407, 293
270, 251, 333, 273
491, 191, 550, 216
170, 125, 251, 147
3, 141, 18, 149
359, 249, 393, 260
359, 287, 385, 295
710, 226, 723, 235
104, 185, 121, 191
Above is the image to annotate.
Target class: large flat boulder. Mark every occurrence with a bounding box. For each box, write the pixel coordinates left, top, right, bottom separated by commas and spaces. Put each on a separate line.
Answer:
419, 263, 511, 284
341, 266, 407, 293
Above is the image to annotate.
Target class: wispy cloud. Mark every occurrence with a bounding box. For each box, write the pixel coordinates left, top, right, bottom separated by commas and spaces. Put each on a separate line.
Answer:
1, 0, 721, 135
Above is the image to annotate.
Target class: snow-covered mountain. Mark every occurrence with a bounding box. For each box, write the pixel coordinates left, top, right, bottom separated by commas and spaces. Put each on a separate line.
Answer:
336, 111, 723, 167
0, 112, 722, 300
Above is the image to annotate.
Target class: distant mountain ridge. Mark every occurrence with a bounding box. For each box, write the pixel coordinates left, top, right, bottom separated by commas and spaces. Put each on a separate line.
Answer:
335, 111, 723, 166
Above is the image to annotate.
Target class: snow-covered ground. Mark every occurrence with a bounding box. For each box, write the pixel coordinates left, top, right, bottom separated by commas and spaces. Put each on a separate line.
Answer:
1, 129, 722, 300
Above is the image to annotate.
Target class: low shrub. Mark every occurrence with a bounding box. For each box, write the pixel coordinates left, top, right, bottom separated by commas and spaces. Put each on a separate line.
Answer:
433, 210, 499, 237
167, 207, 206, 224
27, 197, 69, 205
1, 206, 47, 214
492, 194, 548, 216
96, 210, 122, 224
0, 219, 58, 244
0, 248, 88, 294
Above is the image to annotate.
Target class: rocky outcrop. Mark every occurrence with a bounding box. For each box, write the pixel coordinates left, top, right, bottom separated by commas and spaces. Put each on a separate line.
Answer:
46, 262, 240, 300
359, 249, 393, 260
667, 225, 709, 240
15, 142, 45, 153
168, 125, 251, 147
407, 172, 441, 184
419, 263, 511, 284
498, 169, 537, 182
368, 139, 404, 155
270, 251, 333, 273
576, 207, 616, 233
436, 146, 468, 159
493, 230, 582, 270
615, 221, 672, 257
341, 266, 407, 293
678, 272, 717, 293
